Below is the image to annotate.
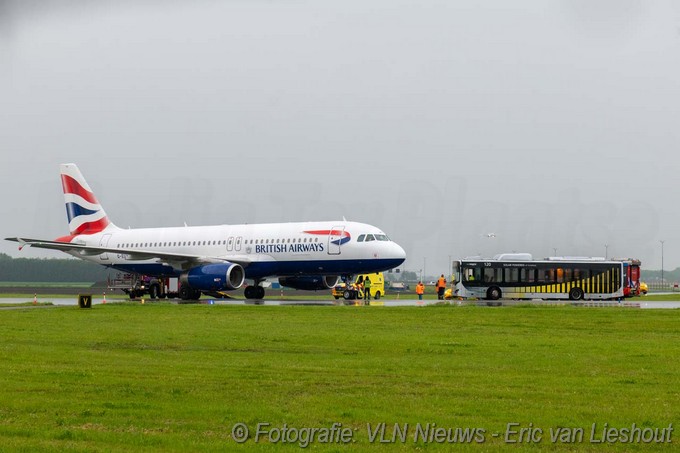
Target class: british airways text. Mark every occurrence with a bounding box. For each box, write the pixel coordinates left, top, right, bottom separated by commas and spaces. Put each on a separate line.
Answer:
255, 243, 325, 254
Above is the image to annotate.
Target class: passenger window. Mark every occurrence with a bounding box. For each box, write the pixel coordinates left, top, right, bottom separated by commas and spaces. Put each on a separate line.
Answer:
504, 268, 519, 283
465, 268, 482, 282
537, 269, 554, 283
483, 268, 502, 282
564, 268, 573, 282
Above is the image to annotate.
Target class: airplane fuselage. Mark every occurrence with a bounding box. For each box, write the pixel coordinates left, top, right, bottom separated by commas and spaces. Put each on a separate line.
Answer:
65, 220, 405, 280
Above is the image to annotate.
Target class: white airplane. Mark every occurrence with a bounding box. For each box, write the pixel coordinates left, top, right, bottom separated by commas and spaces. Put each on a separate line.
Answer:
6, 164, 406, 300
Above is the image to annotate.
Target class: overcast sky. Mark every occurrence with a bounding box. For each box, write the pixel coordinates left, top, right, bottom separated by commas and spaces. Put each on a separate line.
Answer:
2, 0, 679, 276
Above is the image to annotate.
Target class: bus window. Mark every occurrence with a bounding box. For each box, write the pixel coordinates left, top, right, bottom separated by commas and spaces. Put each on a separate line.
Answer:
556, 268, 564, 283
564, 268, 573, 282
574, 269, 588, 282
484, 268, 502, 283
504, 268, 519, 283
521, 268, 535, 282
537, 269, 555, 283
464, 267, 481, 282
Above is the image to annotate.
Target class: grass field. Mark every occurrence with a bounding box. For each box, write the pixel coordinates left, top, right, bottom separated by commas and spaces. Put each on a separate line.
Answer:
0, 303, 678, 451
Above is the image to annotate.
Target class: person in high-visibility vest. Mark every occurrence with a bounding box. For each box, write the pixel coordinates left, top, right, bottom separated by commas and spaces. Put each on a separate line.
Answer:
415, 281, 425, 300
363, 276, 372, 305
436, 274, 447, 300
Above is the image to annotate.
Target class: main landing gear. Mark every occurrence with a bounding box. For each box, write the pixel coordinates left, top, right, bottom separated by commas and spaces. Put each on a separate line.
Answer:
244, 279, 265, 300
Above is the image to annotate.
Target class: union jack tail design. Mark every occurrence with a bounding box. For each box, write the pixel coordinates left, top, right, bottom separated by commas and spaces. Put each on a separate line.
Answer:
60, 163, 115, 235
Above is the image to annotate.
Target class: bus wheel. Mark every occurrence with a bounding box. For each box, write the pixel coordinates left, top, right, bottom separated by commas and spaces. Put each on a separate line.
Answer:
569, 287, 584, 301
374, 291, 381, 300
487, 287, 502, 300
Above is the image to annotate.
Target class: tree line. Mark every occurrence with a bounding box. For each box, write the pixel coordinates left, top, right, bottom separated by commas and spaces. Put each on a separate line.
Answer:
0, 253, 111, 282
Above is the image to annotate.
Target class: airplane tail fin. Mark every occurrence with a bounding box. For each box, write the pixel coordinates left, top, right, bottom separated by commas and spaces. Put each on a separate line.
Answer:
60, 163, 116, 235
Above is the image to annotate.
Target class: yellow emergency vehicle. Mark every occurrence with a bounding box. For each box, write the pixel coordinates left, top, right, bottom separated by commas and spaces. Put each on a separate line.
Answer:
332, 272, 385, 300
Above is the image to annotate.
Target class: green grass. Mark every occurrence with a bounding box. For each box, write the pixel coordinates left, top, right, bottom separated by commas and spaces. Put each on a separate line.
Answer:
0, 301, 54, 307
0, 304, 678, 451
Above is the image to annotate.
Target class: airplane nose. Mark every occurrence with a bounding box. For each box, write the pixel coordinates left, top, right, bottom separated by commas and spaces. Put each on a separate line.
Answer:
392, 242, 406, 262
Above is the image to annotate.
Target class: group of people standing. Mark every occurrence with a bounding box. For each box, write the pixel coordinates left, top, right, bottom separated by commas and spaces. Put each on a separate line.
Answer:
415, 274, 448, 300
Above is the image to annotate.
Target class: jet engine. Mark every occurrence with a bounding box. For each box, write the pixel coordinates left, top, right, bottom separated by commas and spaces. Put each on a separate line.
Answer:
181, 262, 245, 291
278, 275, 340, 291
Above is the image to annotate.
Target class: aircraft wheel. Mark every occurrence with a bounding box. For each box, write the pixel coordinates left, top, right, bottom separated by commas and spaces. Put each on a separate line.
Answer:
149, 284, 160, 299
179, 285, 192, 300
256, 286, 265, 299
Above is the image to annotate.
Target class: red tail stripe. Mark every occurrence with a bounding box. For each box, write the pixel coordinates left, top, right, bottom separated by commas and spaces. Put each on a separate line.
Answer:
61, 174, 98, 204
71, 217, 110, 235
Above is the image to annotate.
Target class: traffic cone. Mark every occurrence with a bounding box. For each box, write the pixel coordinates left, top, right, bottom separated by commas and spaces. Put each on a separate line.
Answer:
33, 293, 37, 305
102, 291, 107, 304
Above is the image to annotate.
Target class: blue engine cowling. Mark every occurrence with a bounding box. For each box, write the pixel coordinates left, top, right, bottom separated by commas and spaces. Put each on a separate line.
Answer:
184, 262, 245, 291
278, 275, 340, 291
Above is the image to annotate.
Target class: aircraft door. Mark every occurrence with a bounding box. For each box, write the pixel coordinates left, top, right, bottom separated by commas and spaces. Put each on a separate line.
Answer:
327, 226, 344, 255
99, 234, 112, 261
227, 237, 234, 252
235, 237, 242, 252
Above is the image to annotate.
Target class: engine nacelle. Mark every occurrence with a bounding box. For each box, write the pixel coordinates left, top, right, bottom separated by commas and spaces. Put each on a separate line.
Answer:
278, 275, 340, 291
182, 262, 245, 291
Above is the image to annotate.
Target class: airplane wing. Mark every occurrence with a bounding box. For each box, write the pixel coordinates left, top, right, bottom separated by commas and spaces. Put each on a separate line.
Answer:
5, 237, 253, 270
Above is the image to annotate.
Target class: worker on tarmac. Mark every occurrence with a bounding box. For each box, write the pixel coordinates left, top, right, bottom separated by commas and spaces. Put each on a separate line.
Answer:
416, 281, 425, 300
436, 274, 446, 300
363, 276, 372, 305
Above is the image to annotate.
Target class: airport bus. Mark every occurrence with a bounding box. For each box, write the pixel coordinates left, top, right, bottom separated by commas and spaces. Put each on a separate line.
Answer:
452, 254, 625, 301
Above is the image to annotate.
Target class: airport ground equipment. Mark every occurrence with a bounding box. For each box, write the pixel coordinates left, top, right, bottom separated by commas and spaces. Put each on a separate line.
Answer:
332, 272, 384, 300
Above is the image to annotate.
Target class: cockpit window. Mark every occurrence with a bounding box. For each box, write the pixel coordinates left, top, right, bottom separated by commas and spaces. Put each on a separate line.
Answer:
357, 234, 366, 242
365, 234, 375, 242
375, 234, 389, 241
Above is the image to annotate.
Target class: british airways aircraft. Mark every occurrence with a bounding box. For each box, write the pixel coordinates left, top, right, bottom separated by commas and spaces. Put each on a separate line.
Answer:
6, 164, 406, 300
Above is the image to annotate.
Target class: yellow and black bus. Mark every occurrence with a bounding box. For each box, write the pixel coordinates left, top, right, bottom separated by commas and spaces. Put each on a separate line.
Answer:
453, 254, 624, 301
